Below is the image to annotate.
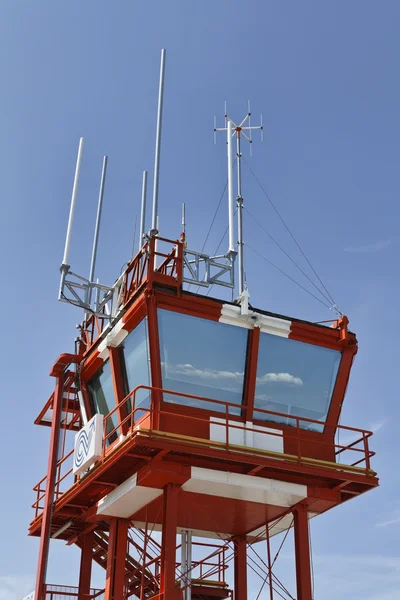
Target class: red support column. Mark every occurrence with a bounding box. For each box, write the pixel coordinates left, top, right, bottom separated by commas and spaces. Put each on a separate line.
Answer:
244, 327, 260, 422
109, 346, 129, 435
293, 505, 313, 600
159, 484, 181, 599
105, 519, 129, 600
78, 530, 95, 600
34, 374, 64, 600
233, 536, 247, 600
146, 291, 163, 430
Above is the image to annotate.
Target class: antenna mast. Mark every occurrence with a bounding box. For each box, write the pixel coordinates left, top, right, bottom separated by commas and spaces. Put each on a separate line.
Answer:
150, 48, 166, 236
214, 102, 263, 296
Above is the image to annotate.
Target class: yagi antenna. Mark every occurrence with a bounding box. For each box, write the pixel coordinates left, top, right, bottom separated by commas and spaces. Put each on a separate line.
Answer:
214, 101, 263, 297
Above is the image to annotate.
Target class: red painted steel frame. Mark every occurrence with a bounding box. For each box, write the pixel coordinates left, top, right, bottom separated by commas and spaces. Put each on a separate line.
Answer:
293, 504, 313, 600
233, 536, 247, 600
35, 372, 65, 600
78, 531, 94, 600
105, 519, 129, 600
159, 484, 181, 600
109, 347, 129, 435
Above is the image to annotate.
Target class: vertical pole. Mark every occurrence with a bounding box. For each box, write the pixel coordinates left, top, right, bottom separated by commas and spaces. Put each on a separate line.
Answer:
236, 133, 244, 295
236, 131, 242, 199
266, 524, 274, 600
88, 156, 108, 307
293, 505, 313, 600
62, 137, 84, 267
187, 531, 192, 600
160, 484, 180, 599
154, 216, 160, 268
78, 530, 95, 600
35, 373, 64, 600
151, 49, 166, 235
131, 215, 138, 259
233, 536, 247, 600
105, 519, 129, 600
181, 203, 186, 236
181, 531, 187, 598
227, 120, 235, 254
139, 170, 148, 252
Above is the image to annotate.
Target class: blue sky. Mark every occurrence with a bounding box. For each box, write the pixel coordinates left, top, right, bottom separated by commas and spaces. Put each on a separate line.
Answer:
0, 1, 399, 598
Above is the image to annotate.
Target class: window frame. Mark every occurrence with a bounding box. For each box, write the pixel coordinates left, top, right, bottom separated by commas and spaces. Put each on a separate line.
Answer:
157, 307, 251, 420
119, 317, 152, 423
78, 292, 357, 441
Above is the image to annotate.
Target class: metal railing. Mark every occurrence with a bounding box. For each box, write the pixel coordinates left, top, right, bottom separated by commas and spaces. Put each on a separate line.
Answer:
43, 585, 104, 600
32, 385, 375, 518
42, 539, 229, 599
79, 236, 183, 351
102, 385, 375, 471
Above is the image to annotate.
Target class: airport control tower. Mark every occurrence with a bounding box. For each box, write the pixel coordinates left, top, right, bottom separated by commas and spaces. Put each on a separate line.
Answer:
29, 51, 378, 600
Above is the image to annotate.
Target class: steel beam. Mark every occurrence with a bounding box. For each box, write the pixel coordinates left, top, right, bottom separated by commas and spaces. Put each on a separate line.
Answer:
105, 519, 129, 600
293, 504, 313, 600
233, 536, 247, 600
159, 484, 181, 599
34, 373, 64, 600
78, 530, 95, 600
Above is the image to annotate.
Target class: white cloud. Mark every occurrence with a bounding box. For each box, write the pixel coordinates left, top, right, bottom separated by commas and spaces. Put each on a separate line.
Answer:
370, 420, 386, 434
162, 364, 303, 388
336, 419, 385, 450
257, 372, 303, 386
306, 553, 400, 599
376, 508, 400, 528
344, 238, 396, 253
163, 363, 244, 382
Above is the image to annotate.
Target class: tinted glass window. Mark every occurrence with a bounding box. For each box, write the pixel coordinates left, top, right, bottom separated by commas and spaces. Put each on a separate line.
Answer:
254, 333, 341, 431
158, 309, 248, 415
121, 319, 151, 419
87, 360, 117, 440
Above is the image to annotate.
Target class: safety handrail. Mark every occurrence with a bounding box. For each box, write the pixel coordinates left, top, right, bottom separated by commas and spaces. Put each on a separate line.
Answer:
102, 385, 375, 472
32, 384, 375, 518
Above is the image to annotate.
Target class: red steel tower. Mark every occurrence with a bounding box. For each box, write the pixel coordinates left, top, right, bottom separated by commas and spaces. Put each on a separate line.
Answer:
29, 51, 378, 600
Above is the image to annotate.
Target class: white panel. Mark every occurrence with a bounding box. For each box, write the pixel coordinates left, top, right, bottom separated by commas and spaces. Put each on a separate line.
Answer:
182, 467, 307, 507
73, 414, 104, 475
219, 304, 252, 329
97, 473, 162, 518
258, 314, 291, 338
247, 511, 318, 541
105, 318, 129, 347
210, 418, 284, 455
219, 303, 291, 338
210, 417, 245, 446
97, 318, 128, 359
252, 423, 284, 454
